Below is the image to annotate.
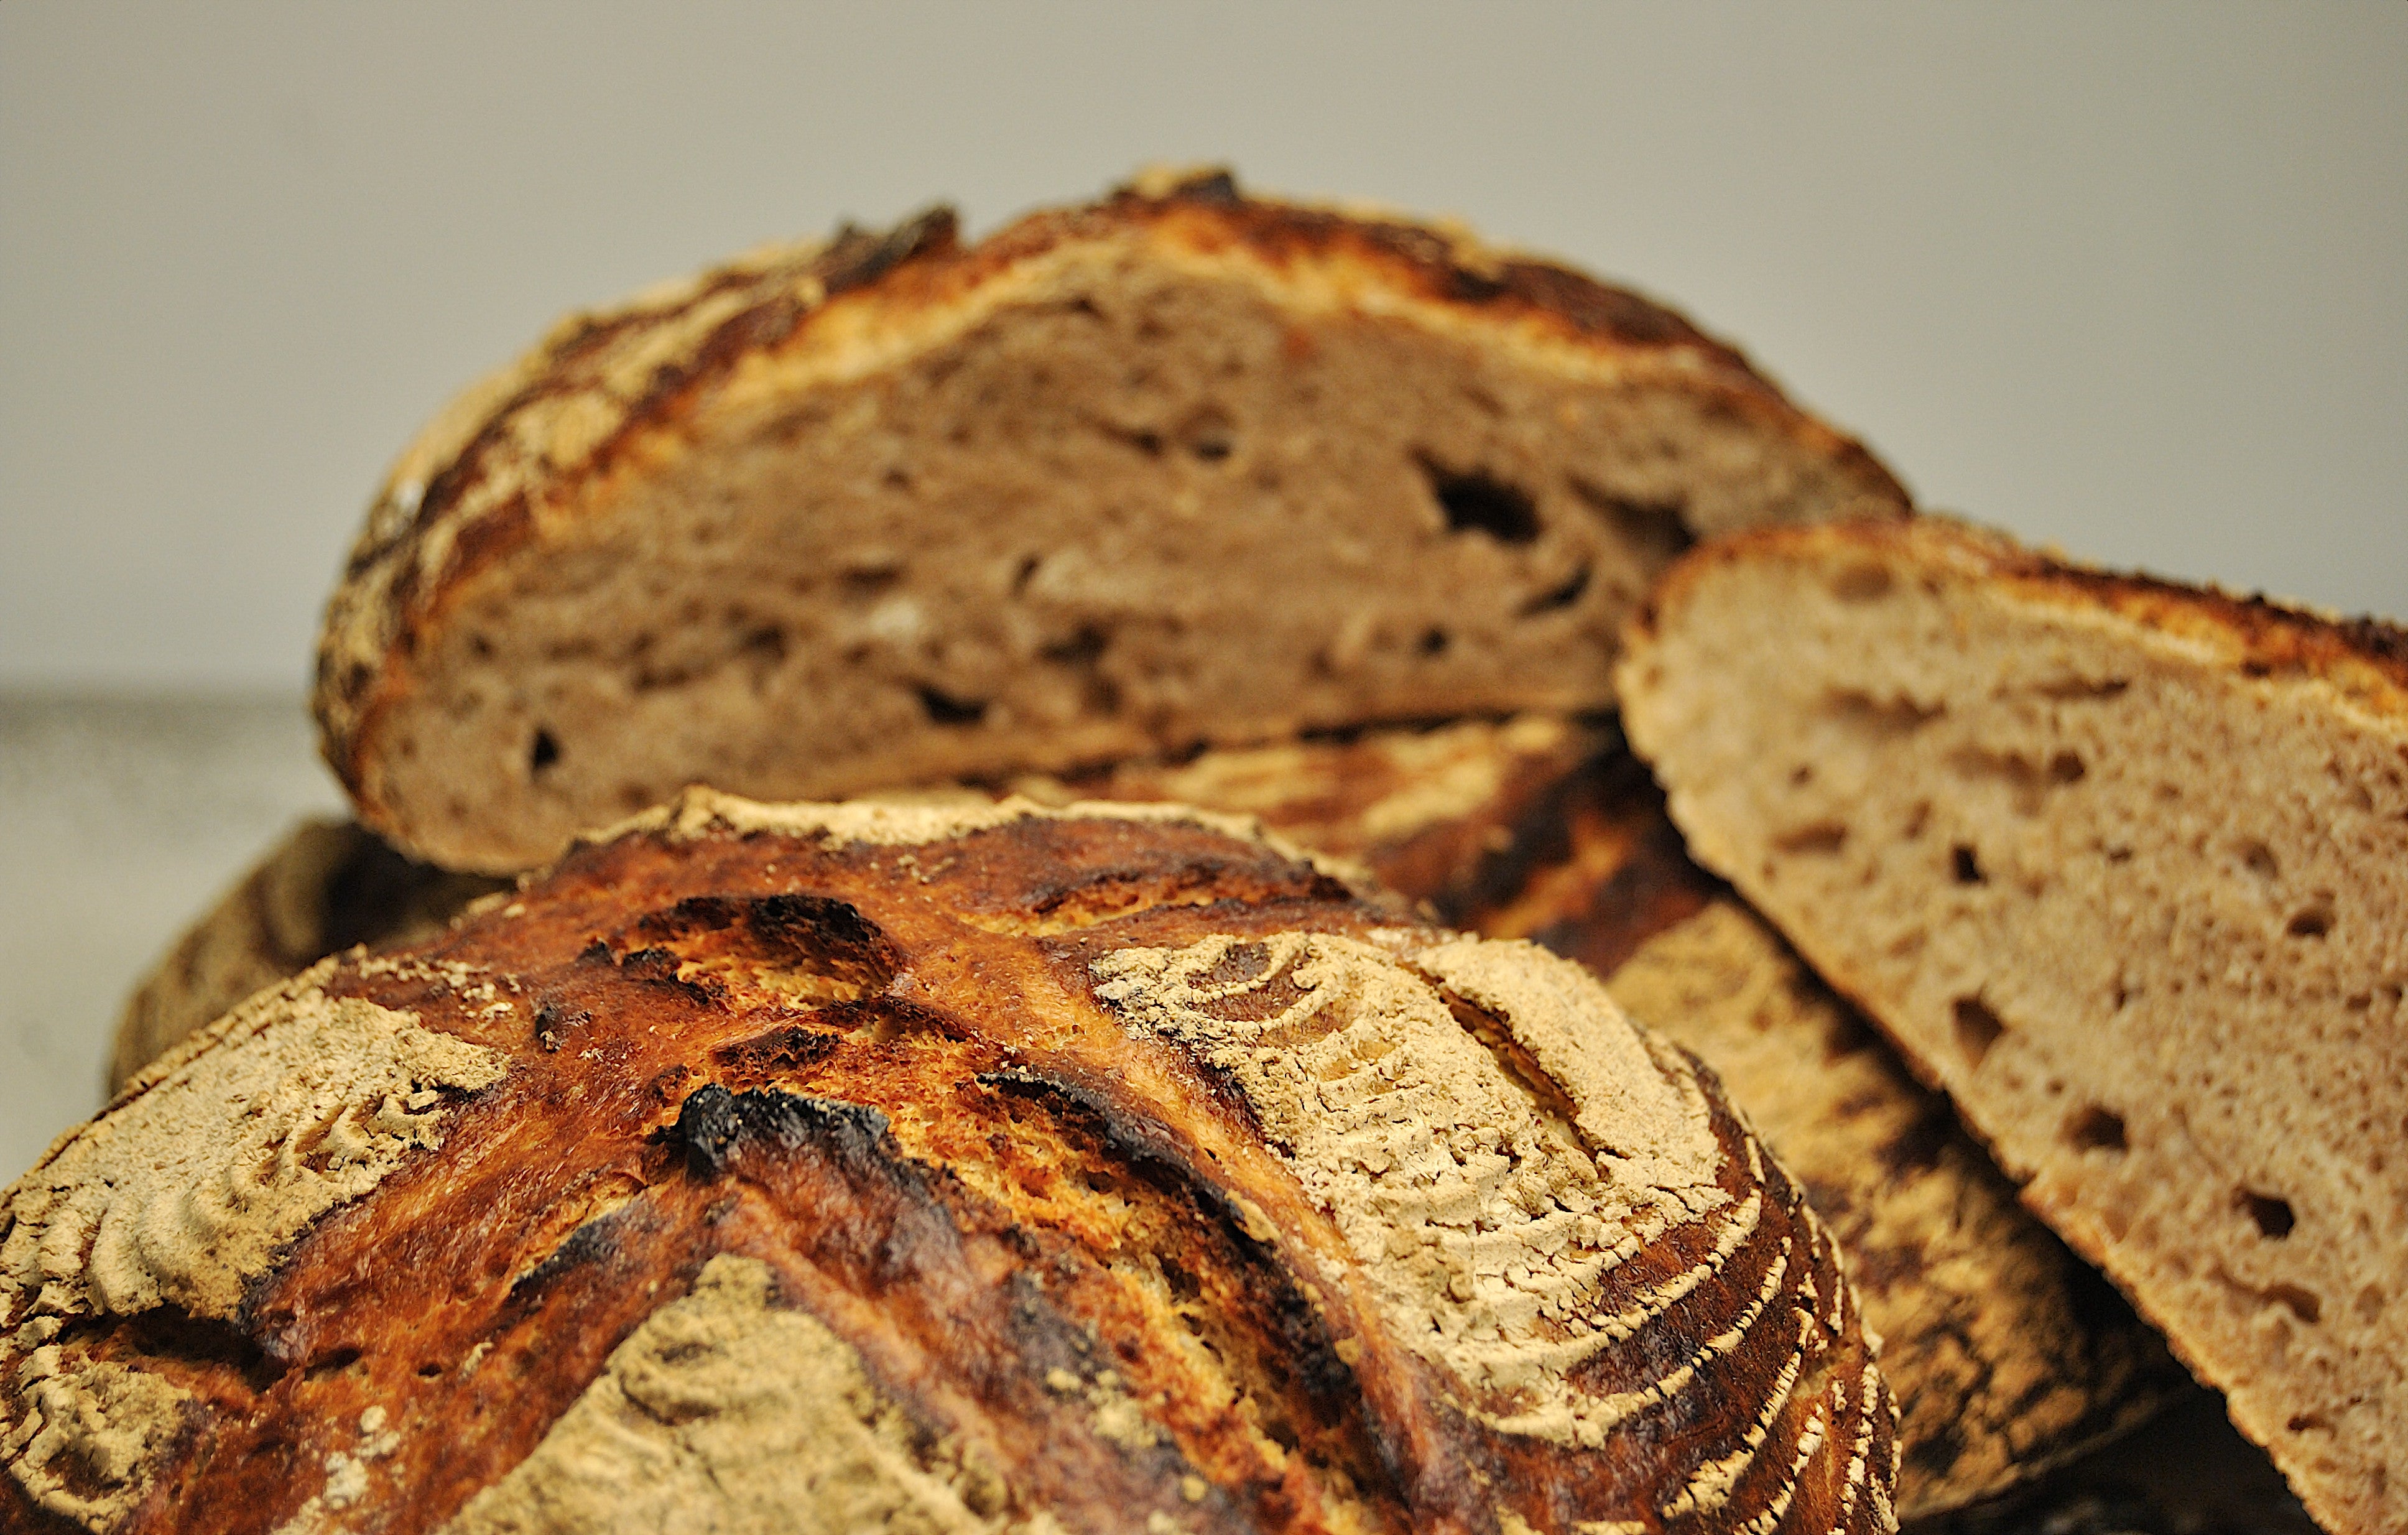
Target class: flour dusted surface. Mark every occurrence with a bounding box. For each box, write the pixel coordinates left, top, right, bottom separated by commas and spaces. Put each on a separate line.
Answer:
1090, 931, 1746, 1448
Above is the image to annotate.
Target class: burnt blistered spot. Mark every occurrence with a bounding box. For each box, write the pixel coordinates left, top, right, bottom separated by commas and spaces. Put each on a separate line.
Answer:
615, 945, 716, 1002
817, 206, 960, 296
1494, 259, 1716, 350
507, 1207, 632, 1304
532, 999, 593, 1052
672, 1083, 892, 1180
711, 1022, 841, 1081
621, 892, 903, 999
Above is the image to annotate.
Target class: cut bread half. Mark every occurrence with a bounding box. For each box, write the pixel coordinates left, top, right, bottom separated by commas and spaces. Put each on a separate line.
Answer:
317, 168, 1907, 873
1616, 516, 2408, 1534
118, 716, 2180, 1518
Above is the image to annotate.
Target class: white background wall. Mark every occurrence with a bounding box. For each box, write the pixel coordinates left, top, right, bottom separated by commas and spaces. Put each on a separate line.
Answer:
4, 1, 2404, 690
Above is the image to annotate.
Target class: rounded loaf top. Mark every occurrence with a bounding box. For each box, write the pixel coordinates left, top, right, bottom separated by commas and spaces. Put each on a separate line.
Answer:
4, 790, 1897, 1535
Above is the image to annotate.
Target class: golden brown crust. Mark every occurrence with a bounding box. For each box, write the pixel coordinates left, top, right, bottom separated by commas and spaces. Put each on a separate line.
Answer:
18, 794, 1895, 1534
313, 169, 1909, 858
1632, 514, 2408, 723
109, 721, 2173, 1519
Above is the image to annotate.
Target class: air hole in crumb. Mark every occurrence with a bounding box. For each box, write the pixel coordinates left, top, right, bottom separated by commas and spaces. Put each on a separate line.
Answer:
1831, 563, 1894, 603
1789, 764, 1814, 787
1518, 562, 1591, 615
2356, 1284, 2386, 1321
1952, 845, 1984, 884
916, 687, 988, 726
1952, 996, 2006, 1065
2064, 1105, 2128, 1154
529, 730, 562, 774
2266, 1285, 2322, 1324
1421, 459, 1539, 544
2239, 841, 2280, 880
1011, 554, 1042, 595
1566, 479, 1693, 563
1902, 800, 1930, 840
2288, 1413, 2331, 1434
2049, 751, 2086, 784
2286, 904, 2333, 939
1417, 628, 1450, 656
1773, 821, 1848, 855
2240, 1190, 2296, 1239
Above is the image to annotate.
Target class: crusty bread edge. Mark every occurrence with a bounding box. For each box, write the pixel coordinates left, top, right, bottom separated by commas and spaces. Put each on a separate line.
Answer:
1625, 513, 2408, 729
315, 169, 1912, 856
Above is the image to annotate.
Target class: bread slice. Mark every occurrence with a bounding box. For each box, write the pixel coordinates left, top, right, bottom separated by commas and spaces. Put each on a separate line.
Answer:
17, 791, 1897, 1533
317, 169, 1907, 873
1616, 516, 2408, 1534
115, 716, 2177, 1518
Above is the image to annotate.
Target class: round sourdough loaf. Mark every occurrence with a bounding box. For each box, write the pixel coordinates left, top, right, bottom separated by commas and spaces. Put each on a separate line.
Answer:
112, 719, 2176, 1521
14, 792, 1896, 1534
315, 168, 1907, 874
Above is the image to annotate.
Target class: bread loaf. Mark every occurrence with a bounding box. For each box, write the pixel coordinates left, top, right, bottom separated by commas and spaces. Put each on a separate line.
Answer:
109, 820, 504, 1092
316, 169, 1907, 874
1616, 516, 2408, 1534
111, 721, 2168, 1519
11, 792, 1895, 1533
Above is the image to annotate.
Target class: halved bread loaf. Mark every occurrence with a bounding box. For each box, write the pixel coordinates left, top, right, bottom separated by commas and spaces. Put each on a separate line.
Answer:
317, 169, 1907, 873
15, 792, 1896, 1533
1616, 517, 2408, 1534
114, 718, 2175, 1519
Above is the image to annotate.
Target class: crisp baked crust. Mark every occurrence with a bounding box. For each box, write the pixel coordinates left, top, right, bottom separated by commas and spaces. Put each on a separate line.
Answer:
1631, 516, 2408, 723
108, 720, 2175, 1519
17, 792, 1896, 1534
313, 169, 1909, 873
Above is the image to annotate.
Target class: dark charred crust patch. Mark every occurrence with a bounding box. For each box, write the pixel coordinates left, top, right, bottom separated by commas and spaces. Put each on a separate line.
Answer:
672, 1083, 892, 1180
1107, 168, 1749, 366
620, 891, 902, 995
709, 1021, 841, 1081
506, 1203, 636, 1305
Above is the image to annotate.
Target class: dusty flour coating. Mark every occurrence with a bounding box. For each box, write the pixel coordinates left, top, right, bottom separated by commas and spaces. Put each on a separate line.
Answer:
1410, 939, 1721, 1190
1, 970, 507, 1327
2, 1349, 193, 1531
439, 1254, 1055, 1535
595, 787, 1319, 864
1090, 932, 1734, 1446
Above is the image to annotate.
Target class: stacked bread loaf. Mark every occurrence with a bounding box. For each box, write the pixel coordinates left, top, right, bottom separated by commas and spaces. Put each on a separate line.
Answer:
7, 171, 2391, 1533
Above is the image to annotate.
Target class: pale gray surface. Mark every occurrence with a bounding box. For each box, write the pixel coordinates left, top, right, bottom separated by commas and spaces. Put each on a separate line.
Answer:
0, 695, 343, 1176
2, 2, 2404, 690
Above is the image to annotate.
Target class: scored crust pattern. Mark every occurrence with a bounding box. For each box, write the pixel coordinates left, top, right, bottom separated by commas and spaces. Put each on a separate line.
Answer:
106, 716, 2177, 1520
8, 792, 1894, 1534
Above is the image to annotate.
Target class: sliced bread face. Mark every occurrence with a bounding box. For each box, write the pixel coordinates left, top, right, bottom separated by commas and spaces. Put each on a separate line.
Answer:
1616, 516, 2408, 1535
317, 170, 1906, 874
